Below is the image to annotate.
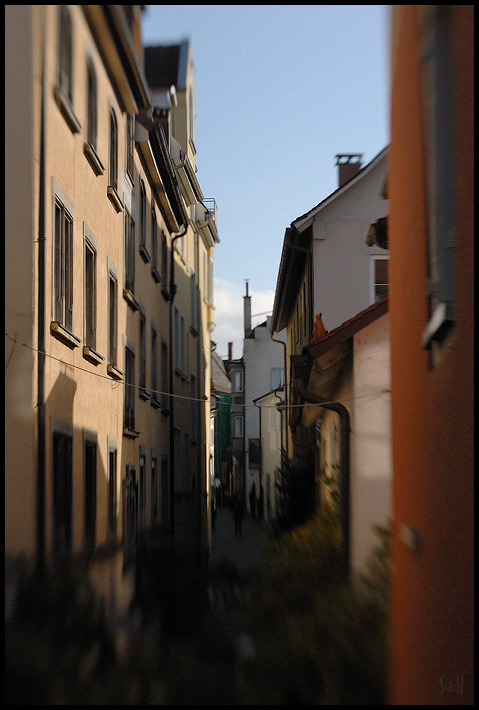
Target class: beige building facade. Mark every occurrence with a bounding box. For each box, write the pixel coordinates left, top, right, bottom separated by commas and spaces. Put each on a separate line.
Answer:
5, 6, 217, 571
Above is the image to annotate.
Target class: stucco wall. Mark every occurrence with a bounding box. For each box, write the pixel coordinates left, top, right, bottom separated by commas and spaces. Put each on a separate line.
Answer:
352, 312, 391, 571
312, 152, 389, 333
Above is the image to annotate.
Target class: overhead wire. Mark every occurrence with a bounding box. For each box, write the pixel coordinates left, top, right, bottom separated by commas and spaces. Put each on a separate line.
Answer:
5, 331, 390, 409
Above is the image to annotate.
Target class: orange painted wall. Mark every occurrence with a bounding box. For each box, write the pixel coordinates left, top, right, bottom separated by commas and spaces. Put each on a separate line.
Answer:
389, 5, 474, 705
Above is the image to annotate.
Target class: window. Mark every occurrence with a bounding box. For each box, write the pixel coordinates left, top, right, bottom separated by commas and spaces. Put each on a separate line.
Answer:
151, 451, 158, 524
124, 208, 135, 295
126, 114, 135, 179
139, 181, 149, 262
109, 109, 118, 191
124, 345, 136, 432
108, 269, 118, 366
161, 230, 168, 292
83, 433, 97, 553
161, 338, 168, 409
234, 371, 243, 393
52, 425, 73, 559
372, 256, 389, 302
160, 456, 169, 525
58, 5, 73, 103
86, 59, 97, 149
174, 306, 179, 371
174, 429, 182, 493
190, 271, 197, 332
54, 196, 73, 332
190, 373, 197, 440
271, 368, 285, 390
84, 234, 97, 350
139, 308, 147, 394
54, 6, 82, 133
302, 282, 307, 337
174, 306, 185, 374
150, 323, 158, 400
139, 447, 146, 530
107, 442, 117, 541
180, 313, 185, 374
151, 203, 159, 278
234, 415, 244, 438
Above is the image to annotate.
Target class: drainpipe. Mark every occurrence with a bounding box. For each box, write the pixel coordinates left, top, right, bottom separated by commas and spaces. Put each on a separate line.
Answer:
36, 7, 47, 571
296, 382, 351, 579
271, 334, 287, 455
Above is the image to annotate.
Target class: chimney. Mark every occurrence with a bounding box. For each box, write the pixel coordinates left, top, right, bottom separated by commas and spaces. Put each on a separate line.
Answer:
244, 280, 252, 338
335, 154, 363, 187
228, 342, 233, 361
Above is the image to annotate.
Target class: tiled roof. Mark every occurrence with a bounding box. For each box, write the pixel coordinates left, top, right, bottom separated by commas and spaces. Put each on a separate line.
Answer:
211, 350, 231, 393
306, 296, 389, 360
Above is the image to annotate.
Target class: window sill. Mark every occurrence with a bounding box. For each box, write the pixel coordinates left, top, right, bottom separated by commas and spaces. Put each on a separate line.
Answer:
139, 244, 151, 264
107, 363, 124, 381
190, 325, 198, 337
150, 397, 162, 409
123, 427, 140, 439
83, 346, 104, 365
84, 142, 105, 176
54, 85, 82, 134
107, 185, 123, 212
151, 266, 161, 283
50, 321, 81, 348
161, 285, 171, 302
123, 288, 140, 311
139, 388, 151, 401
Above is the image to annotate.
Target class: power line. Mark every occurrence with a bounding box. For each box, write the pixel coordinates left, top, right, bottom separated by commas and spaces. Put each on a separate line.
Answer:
5, 331, 390, 409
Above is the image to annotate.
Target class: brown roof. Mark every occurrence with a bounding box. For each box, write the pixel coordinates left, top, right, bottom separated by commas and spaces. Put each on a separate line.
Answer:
306, 296, 389, 362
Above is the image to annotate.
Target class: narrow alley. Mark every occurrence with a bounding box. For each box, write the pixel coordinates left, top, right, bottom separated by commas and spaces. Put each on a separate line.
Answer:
157, 504, 273, 704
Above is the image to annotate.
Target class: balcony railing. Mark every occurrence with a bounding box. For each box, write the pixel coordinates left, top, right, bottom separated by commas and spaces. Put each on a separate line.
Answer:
203, 198, 218, 228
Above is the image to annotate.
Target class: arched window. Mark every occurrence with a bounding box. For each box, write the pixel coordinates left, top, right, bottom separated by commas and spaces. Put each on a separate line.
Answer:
109, 109, 118, 190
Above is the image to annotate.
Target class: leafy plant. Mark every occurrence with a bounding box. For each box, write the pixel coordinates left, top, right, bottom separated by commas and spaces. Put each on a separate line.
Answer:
241, 510, 390, 705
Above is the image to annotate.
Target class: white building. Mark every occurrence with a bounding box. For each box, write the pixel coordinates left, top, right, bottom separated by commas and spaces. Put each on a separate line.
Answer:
252, 388, 284, 522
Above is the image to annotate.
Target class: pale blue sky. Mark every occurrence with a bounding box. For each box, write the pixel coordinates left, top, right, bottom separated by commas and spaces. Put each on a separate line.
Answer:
141, 5, 390, 358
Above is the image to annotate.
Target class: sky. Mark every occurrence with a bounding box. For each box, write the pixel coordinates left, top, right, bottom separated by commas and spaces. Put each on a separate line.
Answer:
141, 5, 391, 360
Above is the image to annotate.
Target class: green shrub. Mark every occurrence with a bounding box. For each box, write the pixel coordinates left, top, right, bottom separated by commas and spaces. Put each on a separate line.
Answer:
242, 508, 390, 704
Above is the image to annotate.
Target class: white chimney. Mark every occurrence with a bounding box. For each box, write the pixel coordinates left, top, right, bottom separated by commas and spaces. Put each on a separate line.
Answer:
244, 281, 251, 338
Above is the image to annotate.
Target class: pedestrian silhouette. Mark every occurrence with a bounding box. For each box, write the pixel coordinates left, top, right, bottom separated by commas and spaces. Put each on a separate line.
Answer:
232, 495, 244, 536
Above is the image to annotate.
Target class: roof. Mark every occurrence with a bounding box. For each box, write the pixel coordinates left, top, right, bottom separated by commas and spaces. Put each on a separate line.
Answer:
306, 295, 389, 362
211, 349, 231, 394
292, 146, 388, 233
253, 386, 284, 404
271, 147, 389, 334
292, 296, 389, 406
